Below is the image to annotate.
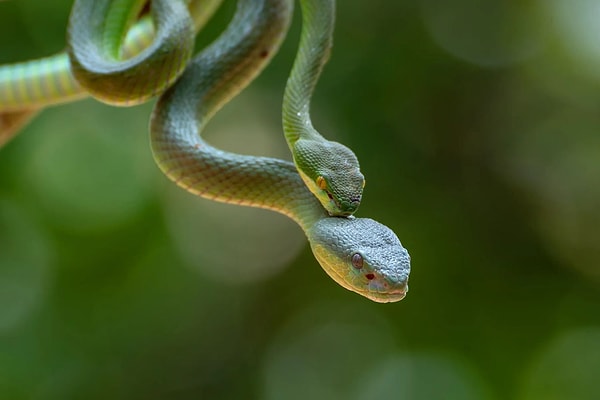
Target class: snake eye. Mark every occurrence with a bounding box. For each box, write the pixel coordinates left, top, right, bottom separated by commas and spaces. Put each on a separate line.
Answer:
316, 176, 327, 190
351, 253, 363, 269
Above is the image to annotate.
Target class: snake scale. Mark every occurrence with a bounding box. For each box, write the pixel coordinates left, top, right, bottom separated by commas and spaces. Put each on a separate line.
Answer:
0, 0, 410, 302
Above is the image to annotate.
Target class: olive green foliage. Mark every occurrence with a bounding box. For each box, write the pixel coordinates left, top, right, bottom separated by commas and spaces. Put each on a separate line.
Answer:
1, 0, 599, 399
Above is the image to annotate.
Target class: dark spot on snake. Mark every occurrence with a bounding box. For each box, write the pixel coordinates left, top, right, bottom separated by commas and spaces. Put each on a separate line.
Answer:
260, 50, 269, 58
138, 1, 151, 17
365, 273, 375, 280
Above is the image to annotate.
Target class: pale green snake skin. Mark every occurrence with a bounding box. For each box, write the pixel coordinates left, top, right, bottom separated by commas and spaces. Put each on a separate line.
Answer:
151, 0, 410, 302
283, 0, 365, 217
0, 0, 223, 145
67, 0, 194, 105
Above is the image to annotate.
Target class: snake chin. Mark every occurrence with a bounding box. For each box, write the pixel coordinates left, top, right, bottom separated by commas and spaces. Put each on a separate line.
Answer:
365, 277, 408, 303
309, 217, 410, 303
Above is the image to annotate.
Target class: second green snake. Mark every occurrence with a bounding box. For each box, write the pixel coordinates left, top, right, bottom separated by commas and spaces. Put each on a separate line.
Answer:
283, 0, 365, 217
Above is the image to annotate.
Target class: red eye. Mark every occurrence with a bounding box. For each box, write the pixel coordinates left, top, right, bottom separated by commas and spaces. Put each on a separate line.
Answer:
351, 253, 363, 269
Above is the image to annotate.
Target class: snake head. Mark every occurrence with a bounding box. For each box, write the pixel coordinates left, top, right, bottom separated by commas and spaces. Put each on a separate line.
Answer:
293, 139, 365, 217
308, 217, 410, 303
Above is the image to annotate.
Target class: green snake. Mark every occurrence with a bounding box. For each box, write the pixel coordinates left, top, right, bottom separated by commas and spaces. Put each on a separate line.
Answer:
150, 0, 410, 302
0, 0, 411, 302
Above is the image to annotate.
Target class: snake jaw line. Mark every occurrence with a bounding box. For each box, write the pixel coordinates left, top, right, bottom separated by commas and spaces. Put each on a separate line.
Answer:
316, 174, 356, 217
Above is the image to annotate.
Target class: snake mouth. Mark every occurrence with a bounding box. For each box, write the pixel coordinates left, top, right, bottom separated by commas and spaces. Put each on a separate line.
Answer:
363, 292, 406, 303
366, 286, 408, 303
366, 280, 408, 303
326, 191, 337, 204
390, 286, 408, 298
325, 191, 360, 217
325, 191, 346, 216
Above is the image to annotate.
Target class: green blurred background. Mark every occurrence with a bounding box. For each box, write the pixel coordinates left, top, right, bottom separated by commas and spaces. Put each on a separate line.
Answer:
1, 0, 600, 399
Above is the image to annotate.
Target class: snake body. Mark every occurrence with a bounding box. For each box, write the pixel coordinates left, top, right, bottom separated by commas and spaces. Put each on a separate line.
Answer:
0, 0, 411, 302
67, 0, 194, 105
150, 0, 410, 302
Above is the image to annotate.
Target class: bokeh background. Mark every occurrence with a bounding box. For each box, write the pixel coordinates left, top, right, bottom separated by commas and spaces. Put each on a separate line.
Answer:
1, 0, 600, 399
